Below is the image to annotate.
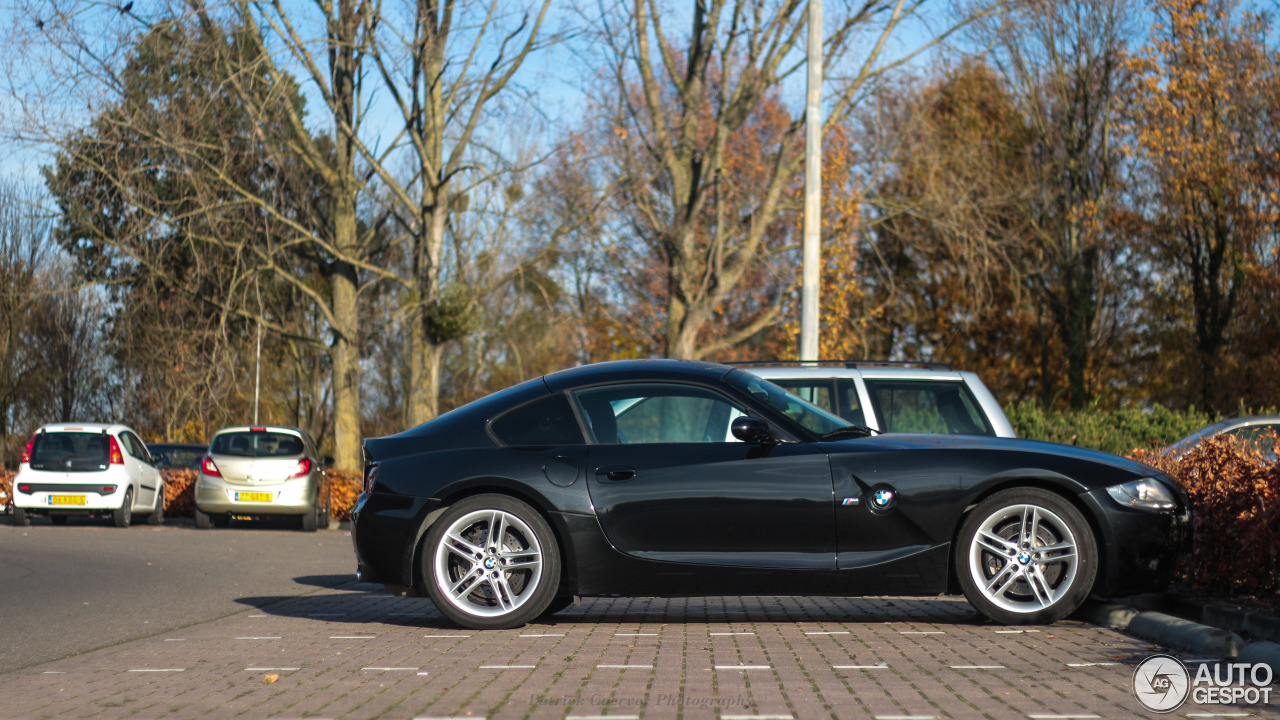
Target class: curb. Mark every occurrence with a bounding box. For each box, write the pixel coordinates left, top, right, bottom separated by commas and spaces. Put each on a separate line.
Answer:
1127, 611, 1243, 658
1077, 599, 1276, 673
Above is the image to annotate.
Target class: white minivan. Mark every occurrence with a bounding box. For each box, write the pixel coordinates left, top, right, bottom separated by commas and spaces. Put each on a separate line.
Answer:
11, 423, 164, 527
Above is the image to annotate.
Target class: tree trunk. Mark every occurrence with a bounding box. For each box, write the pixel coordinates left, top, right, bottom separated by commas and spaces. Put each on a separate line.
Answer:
330, 259, 361, 471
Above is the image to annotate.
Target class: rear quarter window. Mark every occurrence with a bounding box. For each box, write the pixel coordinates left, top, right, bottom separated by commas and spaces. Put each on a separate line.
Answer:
490, 394, 585, 446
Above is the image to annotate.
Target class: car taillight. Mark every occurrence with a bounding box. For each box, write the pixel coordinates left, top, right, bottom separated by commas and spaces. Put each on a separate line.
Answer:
364, 464, 379, 493
201, 456, 222, 477
289, 457, 312, 479
251, 426, 266, 432
102, 485, 117, 494
108, 435, 124, 464
20, 434, 35, 464
17, 483, 31, 494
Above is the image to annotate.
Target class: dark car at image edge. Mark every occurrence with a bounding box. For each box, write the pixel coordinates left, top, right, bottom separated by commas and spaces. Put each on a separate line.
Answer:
351, 360, 1191, 630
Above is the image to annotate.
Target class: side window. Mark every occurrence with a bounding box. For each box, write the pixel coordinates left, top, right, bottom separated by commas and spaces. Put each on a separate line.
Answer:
119, 432, 139, 457
771, 378, 866, 426
865, 381, 994, 436
490, 393, 586, 447
573, 384, 747, 444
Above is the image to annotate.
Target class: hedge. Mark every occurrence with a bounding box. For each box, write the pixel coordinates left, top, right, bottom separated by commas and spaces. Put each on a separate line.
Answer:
1006, 400, 1215, 456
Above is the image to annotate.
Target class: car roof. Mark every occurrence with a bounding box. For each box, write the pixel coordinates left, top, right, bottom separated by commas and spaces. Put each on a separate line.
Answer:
542, 359, 734, 392
744, 366, 968, 381
730, 360, 952, 370
212, 426, 306, 436
37, 422, 131, 434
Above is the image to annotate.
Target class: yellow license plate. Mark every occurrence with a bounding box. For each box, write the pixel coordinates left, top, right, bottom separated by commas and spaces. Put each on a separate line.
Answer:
49, 495, 86, 506
236, 492, 273, 502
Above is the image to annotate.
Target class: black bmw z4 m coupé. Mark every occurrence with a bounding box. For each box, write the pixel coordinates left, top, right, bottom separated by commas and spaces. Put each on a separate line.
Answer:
351, 360, 1189, 629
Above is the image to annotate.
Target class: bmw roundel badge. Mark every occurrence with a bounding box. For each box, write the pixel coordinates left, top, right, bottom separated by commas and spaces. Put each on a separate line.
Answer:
868, 485, 897, 513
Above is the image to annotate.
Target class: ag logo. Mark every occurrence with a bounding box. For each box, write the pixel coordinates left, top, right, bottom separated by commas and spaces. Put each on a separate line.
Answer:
1133, 654, 1190, 712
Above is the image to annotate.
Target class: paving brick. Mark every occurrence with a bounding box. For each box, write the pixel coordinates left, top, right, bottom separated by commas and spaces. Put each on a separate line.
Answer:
6, 585, 1280, 719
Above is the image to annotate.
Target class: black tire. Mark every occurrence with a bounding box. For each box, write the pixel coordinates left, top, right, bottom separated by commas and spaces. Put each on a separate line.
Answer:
147, 483, 165, 526
422, 494, 561, 630
112, 488, 134, 528
194, 506, 213, 530
956, 487, 1097, 625
319, 491, 332, 530
12, 507, 30, 527
50, 515, 68, 526
300, 503, 318, 532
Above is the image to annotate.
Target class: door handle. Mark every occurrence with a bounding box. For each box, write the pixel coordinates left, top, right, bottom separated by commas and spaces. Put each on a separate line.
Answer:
595, 465, 636, 482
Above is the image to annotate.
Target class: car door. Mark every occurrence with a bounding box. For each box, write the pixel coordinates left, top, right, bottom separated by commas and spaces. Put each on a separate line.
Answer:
575, 382, 836, 570
121, 431, 160, 508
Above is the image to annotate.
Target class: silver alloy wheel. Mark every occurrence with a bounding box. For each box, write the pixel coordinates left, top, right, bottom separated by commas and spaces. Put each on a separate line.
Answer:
433, 509, 544, 618
968, 503, 1078, 614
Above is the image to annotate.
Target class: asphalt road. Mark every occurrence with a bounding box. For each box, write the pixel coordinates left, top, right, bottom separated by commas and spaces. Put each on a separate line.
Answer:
0, 515, 355, 673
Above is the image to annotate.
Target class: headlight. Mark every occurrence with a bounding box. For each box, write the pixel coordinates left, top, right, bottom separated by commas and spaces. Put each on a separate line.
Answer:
1106, 477, 1177, 512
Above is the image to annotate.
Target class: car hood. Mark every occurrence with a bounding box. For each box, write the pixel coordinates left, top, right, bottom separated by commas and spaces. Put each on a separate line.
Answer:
826, 433, 1162, 477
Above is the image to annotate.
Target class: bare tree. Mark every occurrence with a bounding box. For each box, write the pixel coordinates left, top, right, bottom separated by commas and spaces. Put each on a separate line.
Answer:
594, 0, 969, 359
974, 0, 1140, 407
0, 180, 56, 466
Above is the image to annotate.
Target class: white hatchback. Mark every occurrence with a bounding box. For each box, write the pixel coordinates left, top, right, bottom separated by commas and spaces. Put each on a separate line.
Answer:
11, 423, 165, 527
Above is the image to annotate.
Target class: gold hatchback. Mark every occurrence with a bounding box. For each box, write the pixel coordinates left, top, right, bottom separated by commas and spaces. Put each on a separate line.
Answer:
194, 426, 331, 531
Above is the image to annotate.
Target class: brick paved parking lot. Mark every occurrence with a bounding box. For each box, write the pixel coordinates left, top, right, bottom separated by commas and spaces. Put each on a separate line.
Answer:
7, 579, 1276, 720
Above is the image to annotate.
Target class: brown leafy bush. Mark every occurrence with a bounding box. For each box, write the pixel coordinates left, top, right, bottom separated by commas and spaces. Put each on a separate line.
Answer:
161, 469, 197, 516
0, 469, 12, 510
328, 469, 362, 522
1133, 433, 1280, 594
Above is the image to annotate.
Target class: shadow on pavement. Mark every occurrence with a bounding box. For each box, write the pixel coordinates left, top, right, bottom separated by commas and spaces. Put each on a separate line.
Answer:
233, 582, 986, 629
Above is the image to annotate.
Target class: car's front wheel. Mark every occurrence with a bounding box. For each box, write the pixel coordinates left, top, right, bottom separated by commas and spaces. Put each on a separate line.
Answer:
423, 494, 561, 630
956, 488, 1097, 625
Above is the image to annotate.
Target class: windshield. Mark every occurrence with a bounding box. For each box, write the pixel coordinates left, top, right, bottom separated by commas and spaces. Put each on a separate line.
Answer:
725, 370, 850, 436
1168, 419, 1235, 453
211, 431, 304, 458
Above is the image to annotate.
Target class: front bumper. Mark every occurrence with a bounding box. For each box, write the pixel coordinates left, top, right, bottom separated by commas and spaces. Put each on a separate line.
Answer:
1082, 487, 1191, 597
194, 473, 316, 515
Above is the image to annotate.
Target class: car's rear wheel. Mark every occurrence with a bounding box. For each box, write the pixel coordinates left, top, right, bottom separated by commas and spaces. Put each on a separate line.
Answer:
112, 488, 134, 528
423, 494, 561, 630
50, 514, 67, 526
300, 500, 318, 532
12, 508, 30, 527
194, 506, 213, 530
147, 483, 165, 526
956, 488, 1097, 625
319, 491, 332, 530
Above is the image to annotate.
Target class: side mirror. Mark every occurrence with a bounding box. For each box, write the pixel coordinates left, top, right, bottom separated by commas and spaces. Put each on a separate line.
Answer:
322, 455, 335, 469
731, 417, 776, 445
